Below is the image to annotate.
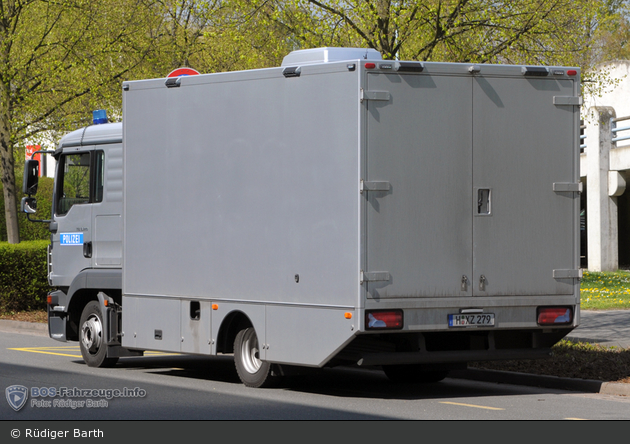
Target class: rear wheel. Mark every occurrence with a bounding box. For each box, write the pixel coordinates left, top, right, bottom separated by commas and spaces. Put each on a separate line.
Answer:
79, 301, 118, 368
383, 364, 448, 384
234, 327, 277, 388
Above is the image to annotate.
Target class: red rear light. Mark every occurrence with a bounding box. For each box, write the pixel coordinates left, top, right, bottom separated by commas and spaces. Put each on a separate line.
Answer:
365, 62, 376, 69
366, 310, 403, 330
47, 295, 53, 305
567, 70, 577, 76
537, 307, 572, 325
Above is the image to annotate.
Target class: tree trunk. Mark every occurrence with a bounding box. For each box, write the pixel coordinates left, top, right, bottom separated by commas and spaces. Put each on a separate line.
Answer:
0, 80, 19, 244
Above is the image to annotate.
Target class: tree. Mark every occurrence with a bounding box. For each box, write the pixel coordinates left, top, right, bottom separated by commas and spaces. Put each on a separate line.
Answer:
0, 0, 155, 243
146, 0, 295, 75
234, 0, 610, 66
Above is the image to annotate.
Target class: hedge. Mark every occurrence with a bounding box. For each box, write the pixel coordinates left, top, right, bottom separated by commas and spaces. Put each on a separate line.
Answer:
0, 240, 49, 313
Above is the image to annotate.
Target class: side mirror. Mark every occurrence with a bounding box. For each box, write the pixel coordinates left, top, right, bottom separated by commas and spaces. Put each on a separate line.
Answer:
21, 196, 38, 214
22, 159, 40, 195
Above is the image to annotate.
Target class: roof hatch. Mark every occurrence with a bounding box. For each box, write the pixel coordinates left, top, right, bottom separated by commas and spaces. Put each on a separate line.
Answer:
281, 47, 382, 67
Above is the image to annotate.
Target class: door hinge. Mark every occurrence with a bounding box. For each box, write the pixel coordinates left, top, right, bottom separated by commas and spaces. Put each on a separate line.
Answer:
553, 269, 583, 279
360, 271, 391, 284
553, 96, 582, 106
165, 77, 182, 88
360, 179, 391, 193
553, 182, 582, 193
360, 89, 390, 103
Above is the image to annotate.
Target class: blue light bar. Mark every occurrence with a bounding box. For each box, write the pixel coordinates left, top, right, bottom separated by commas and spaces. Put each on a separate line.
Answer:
92, 109, 108, 125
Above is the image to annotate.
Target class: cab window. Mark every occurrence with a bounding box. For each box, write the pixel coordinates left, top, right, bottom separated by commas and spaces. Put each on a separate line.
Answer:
56, 151, 104, 215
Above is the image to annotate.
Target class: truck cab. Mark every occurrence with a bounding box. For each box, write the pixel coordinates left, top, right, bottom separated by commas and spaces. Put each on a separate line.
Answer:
23, 116, 124, 362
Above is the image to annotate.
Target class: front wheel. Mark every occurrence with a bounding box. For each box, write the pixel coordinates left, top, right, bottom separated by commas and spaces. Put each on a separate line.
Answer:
79, 301, 118, 368
233, 327, 277, 388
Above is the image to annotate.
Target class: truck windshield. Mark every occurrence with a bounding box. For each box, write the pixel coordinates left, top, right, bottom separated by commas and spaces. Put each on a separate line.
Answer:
56, 151, 104, 215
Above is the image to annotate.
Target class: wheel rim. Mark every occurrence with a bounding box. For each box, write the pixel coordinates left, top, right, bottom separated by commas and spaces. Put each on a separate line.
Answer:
81, 314, 103, 355
240, 329, 262, 374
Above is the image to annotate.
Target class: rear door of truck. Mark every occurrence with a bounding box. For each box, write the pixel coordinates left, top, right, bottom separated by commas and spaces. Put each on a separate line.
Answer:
365, 68, 578, 300
365, 71, 474, 299
472, 75, 577, 296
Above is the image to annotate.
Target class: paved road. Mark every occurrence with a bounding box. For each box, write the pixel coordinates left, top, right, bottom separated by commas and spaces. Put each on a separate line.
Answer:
1, 330, 629, 421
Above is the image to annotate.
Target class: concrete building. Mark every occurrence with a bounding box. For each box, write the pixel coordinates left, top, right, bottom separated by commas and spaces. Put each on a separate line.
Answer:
582, 60, 630, 270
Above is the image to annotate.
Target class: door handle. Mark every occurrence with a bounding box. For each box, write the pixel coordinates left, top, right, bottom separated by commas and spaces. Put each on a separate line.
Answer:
461, 275, 469, 292
477, 189, 491, 215
479, 275, 487, 291
83, 241, 92, 258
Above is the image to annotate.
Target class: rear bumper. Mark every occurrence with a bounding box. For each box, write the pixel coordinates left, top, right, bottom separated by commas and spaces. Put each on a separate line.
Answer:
356, 347, 552, 366
334, 326, 574, 367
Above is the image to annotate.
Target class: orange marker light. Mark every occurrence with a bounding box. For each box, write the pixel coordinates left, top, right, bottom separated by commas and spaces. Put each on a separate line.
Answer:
344, 312, 352, 319
212, 304, 218, 310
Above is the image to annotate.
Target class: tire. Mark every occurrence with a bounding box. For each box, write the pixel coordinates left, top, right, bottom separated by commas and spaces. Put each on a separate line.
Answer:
79, 301, 119, 368
383, 364, 449, 384
233, 327, 277, 388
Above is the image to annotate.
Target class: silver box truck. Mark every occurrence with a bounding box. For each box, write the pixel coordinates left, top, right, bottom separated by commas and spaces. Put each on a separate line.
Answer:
23, 47, 582, 387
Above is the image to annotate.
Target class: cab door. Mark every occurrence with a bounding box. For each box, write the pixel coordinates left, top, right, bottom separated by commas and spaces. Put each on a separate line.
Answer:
50, 149, 103, 287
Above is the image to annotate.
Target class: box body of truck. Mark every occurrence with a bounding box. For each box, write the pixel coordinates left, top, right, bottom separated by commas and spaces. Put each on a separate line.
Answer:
37, 48, 582, 386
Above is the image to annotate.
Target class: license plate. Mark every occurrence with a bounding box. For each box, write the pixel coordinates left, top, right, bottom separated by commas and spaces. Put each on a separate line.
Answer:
448, 313, 495, 327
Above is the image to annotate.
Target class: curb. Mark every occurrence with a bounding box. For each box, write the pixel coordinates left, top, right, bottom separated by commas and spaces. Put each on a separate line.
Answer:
600, 381, 630, 396
450, 368, 628, 396
0, 319, 48, 337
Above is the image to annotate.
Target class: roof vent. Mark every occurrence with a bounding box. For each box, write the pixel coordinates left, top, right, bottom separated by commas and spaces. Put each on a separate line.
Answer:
281, 47, 382, 67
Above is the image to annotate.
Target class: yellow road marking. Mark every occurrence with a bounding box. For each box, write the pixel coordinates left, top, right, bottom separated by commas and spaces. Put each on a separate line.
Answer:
440, 401, 504, 411
9, 347, 81, 358
8, 346, 179, 358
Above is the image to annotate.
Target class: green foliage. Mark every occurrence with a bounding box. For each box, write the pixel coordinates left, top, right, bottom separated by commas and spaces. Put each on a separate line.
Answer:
580, 270, 630, 310
236, 0, 609, 66
0, 240, 49, 313
19, 176, 54, 241
0, 170, 53, 242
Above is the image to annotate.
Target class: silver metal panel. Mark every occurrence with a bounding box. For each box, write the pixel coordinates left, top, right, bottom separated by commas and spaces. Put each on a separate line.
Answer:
365, 73, 473, 298
121, 296, 181, 352
94, 215, 122, 266
472, 77, 577, 296
105, 145, 123, 203
58, 123, 122, 149
265, 305, 356, 366
93, 143, 123, 267
180, 300, 212, 354
123, 66, 360, 308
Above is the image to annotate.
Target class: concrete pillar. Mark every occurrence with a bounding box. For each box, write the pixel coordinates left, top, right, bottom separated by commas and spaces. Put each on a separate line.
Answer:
585, 106, 618, 271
